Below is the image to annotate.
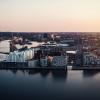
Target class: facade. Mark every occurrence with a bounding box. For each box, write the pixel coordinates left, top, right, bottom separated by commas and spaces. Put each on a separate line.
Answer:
6, 49, 34, 62
51, 56, 67, 67
28, 60, 39, 67
83, 52, 100, 66
75, 51, 83, 66
40, 57, 48, 67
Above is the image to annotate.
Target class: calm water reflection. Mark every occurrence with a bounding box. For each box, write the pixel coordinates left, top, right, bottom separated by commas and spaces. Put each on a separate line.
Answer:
0, 70, 100, 100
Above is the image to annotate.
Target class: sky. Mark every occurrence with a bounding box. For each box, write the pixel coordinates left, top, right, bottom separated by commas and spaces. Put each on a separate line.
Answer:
0, 0, 100, 32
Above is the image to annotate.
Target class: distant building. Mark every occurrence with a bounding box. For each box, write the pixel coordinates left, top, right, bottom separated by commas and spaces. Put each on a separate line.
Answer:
83, 52, 100, 66
74, 51, 83, 66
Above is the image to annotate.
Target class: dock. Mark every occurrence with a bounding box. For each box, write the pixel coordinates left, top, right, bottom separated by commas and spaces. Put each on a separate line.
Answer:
0, 61, 67, 70
72, 67, 100, 70
0, 67, 67, 70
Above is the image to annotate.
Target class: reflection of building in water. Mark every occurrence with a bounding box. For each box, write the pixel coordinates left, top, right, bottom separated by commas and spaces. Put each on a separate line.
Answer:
51, 70, 67, 81
83, 70, 100, 77
7, 70, 67, 81
40, 70, 50, 77
11, 69, 18, 74
27, 70, 40, 75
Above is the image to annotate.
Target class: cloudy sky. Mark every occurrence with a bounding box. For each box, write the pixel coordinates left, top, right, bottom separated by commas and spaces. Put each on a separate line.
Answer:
0, 0, 100, 32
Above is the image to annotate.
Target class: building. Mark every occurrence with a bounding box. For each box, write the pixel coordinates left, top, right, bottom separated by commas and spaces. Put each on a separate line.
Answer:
83, 52, 100, 66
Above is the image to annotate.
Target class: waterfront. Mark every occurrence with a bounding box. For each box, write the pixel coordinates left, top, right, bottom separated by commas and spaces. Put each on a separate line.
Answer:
0, 37, 100, 100
0, 70, 100, 100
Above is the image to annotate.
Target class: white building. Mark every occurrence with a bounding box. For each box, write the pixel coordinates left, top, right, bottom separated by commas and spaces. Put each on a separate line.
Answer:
6, 49, 34, 62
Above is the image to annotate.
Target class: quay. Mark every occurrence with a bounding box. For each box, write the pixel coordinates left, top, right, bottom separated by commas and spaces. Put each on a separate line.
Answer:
0, 62, 67, 70
0, 67, 67, 70
72, 66, 100, 70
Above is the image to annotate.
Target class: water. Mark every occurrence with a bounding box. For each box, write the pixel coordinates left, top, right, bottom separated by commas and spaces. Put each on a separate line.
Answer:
0, 70, 100, 100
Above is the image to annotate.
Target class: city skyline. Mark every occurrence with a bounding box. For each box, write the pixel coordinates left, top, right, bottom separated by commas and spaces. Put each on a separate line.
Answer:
0, 0, 100, 32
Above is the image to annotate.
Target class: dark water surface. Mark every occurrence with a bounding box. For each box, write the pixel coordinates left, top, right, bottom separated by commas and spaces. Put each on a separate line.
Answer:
0, 70, 100, 100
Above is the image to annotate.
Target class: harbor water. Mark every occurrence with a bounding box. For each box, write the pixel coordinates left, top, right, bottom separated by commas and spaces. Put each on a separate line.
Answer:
0, 70, 100, 100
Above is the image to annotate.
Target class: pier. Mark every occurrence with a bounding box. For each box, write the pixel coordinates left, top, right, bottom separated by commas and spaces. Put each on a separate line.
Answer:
0, 62, 67, 70
73, 66, 100, 70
